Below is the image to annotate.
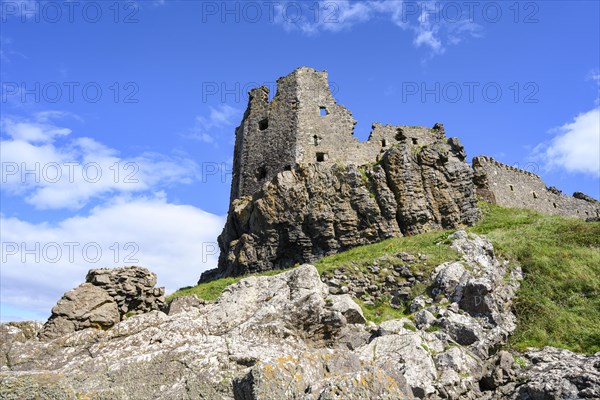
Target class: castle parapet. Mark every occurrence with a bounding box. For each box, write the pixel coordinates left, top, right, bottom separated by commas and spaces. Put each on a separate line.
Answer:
472, 156, 599, 219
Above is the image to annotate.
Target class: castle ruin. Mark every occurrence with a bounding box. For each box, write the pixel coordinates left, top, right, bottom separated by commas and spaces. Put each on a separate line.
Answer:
472, 156, 599, 219
230, 66, 598, 219
230, 67, 448, 200
202, 66, 598, 282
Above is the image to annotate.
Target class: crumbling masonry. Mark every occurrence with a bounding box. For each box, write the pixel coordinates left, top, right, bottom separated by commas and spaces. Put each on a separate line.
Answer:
231, 67, 598, 218
472, 156, 599, 219
230, 67, 448, 200
203, 67, 599, 281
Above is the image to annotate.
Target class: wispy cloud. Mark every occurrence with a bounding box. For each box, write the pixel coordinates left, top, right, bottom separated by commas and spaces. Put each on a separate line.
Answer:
587, 69, 600, 105
0, 36, 27, 64
273, 0, 482, 56
1, 112, 198, 210
185, 104, 240, 144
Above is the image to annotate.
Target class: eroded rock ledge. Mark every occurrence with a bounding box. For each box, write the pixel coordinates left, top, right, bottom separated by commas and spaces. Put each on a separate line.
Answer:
204, 133, 481, 282
4, 233, 596, 399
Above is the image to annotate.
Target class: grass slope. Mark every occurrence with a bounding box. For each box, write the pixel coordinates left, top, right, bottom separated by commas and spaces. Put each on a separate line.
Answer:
471, 203, 600, 354
168, 204, 600, 354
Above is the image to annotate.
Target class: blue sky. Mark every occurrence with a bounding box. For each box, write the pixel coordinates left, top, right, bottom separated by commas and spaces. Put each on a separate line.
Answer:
1, 0, 599, 321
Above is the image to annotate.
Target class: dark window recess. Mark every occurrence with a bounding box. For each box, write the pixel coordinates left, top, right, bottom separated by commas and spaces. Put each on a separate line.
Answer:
412, 138, 418, 145
319, 107, 328, 116
509, 185, 514, 191
258, 118, 268, 131
395, 128, 406, 141
313, 135, 319, 146
532, 192, 538, 199
316, 152, 328, 162
256, 166, 267, 181
381, 139, 387, 147
553, 203, 557, 208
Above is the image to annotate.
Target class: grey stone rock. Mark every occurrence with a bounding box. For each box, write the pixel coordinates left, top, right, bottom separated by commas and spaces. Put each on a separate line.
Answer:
480, 351, 516, 390
359, 333, 437, 398
202, 126, 480, 282
433, 261, 468, 301
438, 311, 484, 346
414, 309, 436, 330
410, 295, 428, 313
1, 265, 393, 399
39, 266, 165, 340
506, 347, 600, 400
5, 233, 591, 400
164, 295, 205, 315
40, 283, 119, 340
86, 266, 165, 316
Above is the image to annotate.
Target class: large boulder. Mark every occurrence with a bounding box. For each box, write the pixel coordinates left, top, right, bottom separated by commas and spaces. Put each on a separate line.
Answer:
40, 283, 120, 340
39, 266, 165, 340
86, 266, 165, 316
1, 265, 393, 399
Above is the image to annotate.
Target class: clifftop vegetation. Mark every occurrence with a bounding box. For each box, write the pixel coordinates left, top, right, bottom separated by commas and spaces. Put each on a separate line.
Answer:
169, 203, 600, 354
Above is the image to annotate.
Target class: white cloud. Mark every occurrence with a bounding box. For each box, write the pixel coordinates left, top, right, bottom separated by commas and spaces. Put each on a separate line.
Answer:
1, 195, 225, 321
414, 30, 443, 54
185, 104, 240, 144
534, 107, 600, 176
273, 0, 482, 55
1, 113, 198, 210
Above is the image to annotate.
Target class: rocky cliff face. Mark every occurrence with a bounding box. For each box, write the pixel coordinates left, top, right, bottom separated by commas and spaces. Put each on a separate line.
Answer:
203, 134, 481, 282
5, 232, 594, 400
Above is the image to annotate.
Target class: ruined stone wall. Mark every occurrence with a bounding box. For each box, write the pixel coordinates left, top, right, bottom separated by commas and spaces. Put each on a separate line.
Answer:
231, 67, 452, 200
472, 156, 600, 219
230, 83, 298, 199
293, 68, 361, 164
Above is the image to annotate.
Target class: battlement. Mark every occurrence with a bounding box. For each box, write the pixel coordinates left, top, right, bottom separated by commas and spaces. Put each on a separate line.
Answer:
473, 156, 540, 179
229, 67, 450, 200
472, 156, 599, 219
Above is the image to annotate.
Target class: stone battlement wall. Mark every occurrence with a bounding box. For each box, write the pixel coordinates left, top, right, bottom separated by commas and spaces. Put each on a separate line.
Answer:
472, 156, 599, 219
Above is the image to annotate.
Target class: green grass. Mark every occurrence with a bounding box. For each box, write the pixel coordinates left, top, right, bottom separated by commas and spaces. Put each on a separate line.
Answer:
166, 268, 292, 302
167, 203, 600, 354
314, 230, 458, 276
469, 203, 600, 355
356, 298, 407, 324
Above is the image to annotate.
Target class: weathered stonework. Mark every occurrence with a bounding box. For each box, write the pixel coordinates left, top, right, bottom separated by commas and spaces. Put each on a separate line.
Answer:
472, 156, 600, 219
209, 66, 598, 283
204, 67, 482, 282
230, 67, 465, 200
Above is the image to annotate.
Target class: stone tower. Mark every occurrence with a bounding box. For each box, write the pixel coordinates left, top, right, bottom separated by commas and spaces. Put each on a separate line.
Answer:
230, 67, 361, 200
230, 66, 447, 201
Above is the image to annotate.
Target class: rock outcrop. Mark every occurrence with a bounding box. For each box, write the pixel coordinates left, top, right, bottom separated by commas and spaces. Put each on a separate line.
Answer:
204, 133, 480, 282
489, 347, 600, 400
5, 233, 582, 400
39, 266, 165, 340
